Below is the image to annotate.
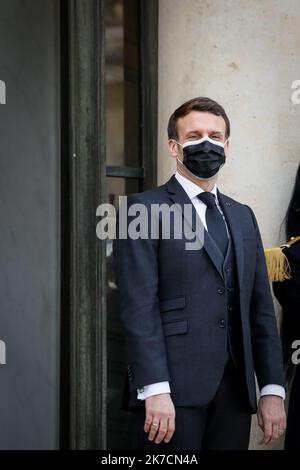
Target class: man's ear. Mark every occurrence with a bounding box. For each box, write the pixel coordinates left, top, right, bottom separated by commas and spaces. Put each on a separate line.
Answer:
168, 139, 180, 158
224, 139, 230, 158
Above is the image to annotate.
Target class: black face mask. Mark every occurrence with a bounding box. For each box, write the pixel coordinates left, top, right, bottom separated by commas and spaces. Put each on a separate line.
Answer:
177, 137, 226, 180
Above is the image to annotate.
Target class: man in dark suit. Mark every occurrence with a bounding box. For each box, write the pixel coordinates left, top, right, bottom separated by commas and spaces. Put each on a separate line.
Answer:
113, 97, 286, 449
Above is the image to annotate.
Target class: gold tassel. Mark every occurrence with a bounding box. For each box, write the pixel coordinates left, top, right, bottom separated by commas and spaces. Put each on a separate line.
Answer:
264, 247, 292, 282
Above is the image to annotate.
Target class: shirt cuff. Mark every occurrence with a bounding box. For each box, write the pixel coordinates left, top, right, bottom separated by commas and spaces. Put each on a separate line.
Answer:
260, 384, 285, 400
137, 381, 171, 400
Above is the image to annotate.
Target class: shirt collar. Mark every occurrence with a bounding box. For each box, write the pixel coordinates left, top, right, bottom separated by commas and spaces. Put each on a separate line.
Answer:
175, 171, 218, 201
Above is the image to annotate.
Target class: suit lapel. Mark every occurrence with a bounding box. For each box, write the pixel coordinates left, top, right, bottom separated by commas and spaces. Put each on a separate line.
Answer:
166, 175, 224, 280
217, 190, 244, 288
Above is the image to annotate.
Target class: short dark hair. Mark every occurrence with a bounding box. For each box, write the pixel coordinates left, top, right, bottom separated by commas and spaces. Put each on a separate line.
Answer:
167, 97, 230, 140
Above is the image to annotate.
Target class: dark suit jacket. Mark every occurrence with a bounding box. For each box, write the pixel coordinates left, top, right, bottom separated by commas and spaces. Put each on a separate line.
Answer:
113, 175, 284, 412
273, 239, 300, 331
272, 238, 300, 449
273, 238, 300, 371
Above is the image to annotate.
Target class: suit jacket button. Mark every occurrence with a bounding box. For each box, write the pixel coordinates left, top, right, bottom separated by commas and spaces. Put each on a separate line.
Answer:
218, 319, 226, 328
218, 288, 225, 295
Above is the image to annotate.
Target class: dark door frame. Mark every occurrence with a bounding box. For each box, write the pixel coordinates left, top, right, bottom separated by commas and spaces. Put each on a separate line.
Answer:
60, 0, 158, 449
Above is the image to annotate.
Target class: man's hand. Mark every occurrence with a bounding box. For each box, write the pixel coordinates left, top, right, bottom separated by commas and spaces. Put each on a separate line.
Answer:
144, 394, 176, 444
257, 395, 286, 445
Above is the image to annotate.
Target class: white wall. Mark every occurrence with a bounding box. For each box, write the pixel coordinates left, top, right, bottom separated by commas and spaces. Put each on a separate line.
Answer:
158, 0, 300, 248
157, 0, 300, 449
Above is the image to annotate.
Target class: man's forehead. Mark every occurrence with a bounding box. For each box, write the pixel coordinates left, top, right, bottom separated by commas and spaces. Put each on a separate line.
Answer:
177, 111, 226, 134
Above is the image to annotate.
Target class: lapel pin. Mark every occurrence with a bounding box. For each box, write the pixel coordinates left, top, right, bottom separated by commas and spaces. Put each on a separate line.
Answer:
225, 202, 231, 207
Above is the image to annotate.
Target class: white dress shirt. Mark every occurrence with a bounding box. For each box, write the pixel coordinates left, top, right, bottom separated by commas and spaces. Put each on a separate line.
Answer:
137, 172, 285, 401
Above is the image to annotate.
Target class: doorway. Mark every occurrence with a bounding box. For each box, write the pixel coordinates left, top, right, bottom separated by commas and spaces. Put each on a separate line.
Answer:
104, 0, 158, 449
63, 0, 158, 450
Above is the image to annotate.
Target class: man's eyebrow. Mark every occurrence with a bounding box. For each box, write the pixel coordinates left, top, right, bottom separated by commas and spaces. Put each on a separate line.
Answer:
184, 129, 224, 137
208, 130, 223, 135
185, 130, 202, 136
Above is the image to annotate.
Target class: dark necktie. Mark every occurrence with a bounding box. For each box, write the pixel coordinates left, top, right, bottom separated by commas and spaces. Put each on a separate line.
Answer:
197, 192, 228, 257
